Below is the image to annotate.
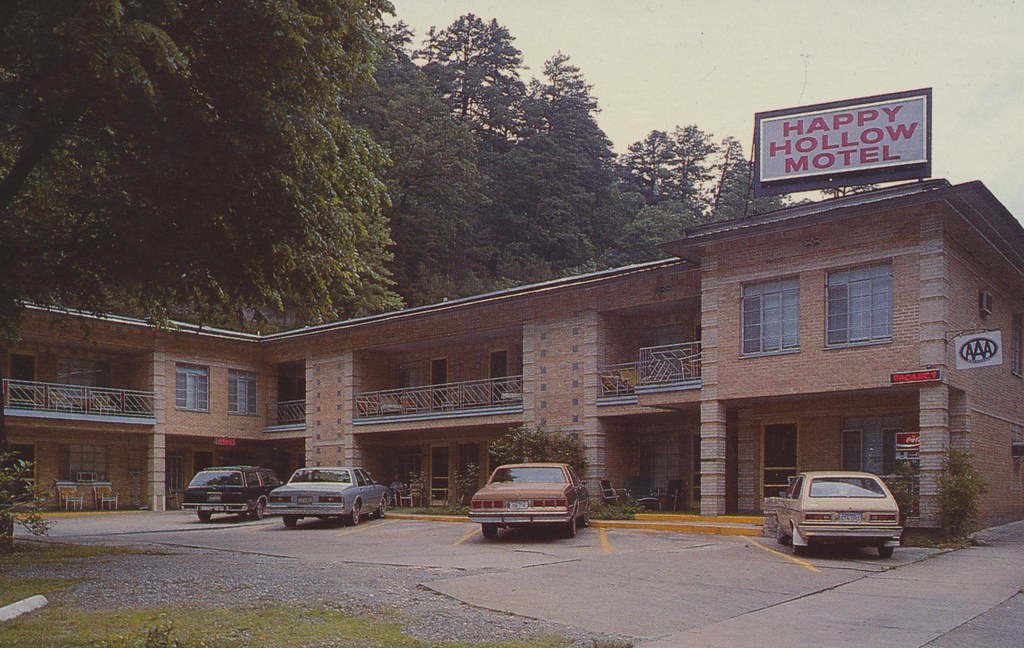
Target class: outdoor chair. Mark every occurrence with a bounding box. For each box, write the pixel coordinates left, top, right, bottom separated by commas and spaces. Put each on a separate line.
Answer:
58, 485, 84, 511
664, 479, 685, 511
625, 476, 660, 510
94, 485, 119, 510
599, 479, 628, 503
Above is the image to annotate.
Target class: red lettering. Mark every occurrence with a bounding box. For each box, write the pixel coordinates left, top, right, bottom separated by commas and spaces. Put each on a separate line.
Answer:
886, 123, 918, 140
782, 120, 804, 137
841, 131, 858, 147
857, 109, 879, 126
860, 147, 879, 164
785, 157, 809, 173
838, 150, 857, 165
806, 117, 829, 134
861, 127, 884, 144
813, 152, 835, 169
881, 105, 904, 122
769, 140, 791, 157
832, 113, 854, 129
882, 145, 900, 161
795, 137, 817, 153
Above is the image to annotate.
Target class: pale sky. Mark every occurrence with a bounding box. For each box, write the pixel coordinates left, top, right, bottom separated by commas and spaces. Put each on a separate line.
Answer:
391, 0, 1024, 221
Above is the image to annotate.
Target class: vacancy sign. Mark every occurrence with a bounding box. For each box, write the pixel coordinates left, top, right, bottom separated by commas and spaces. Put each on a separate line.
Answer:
754, 89, 931, 196
954, 331, 1002, 369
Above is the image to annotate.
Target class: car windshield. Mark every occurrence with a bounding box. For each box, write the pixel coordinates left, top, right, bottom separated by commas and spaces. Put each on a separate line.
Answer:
188, 471, 242, 487
491, 467, 566, 484
290, 469, 351, 484
808, 477, 886, 498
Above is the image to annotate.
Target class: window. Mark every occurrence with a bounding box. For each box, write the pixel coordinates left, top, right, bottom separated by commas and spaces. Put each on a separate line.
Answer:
742, 278, 800, 354
1012, 314, 1022, 377
58, 358, 108, 387
228, 369, 258, 415
61, 444, 108, 481
827, 264, 892, 346
166, 450, 186, 492
175, 364, 209, 412
842, 416, 902, 475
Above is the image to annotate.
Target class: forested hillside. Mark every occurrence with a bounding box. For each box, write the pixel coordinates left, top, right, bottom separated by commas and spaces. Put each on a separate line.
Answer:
349, 15, 786, 309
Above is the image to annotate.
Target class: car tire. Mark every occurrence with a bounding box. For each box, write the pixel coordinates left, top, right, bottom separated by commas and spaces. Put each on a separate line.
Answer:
374, 494, 387, 519
877, 545, 894, 559
197, 511, 212, 523
349, 500, 361, 526
578, 507, 590, 528
251, 498, 267, 521
282, 515, 298, 529
481, 523, 498, 540
776, 516, 791, 546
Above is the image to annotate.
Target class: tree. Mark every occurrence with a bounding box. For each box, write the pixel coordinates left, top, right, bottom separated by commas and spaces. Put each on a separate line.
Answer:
0, 0, 397, 546
619, 131, 675, 204
0, 451, 48, 553
488, 424, 587, 477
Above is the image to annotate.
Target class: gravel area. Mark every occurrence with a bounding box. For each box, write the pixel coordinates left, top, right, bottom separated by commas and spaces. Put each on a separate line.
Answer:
8, 542, 631, 647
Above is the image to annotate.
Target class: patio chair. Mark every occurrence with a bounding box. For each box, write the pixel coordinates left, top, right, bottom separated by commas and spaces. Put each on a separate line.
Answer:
58, 485, 84, 511
663, 479, 685, 511
94, 485, 119, 510
625, 476, 660, 510
599, 479, 628, 503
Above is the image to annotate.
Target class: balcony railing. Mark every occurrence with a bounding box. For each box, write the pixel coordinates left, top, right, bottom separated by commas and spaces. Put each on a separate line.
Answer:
269, 399, 306, 426
2, 379, 155, 420
599, 341, 702, 398
355, 375, 523, 420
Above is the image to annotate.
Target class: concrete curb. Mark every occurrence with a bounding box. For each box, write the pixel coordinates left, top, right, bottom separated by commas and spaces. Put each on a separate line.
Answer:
0, 595, 48, 622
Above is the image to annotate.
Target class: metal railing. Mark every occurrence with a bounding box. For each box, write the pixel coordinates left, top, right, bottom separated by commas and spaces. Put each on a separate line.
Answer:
2, 379, 155, 419
270, 399, 306, 425
599, 341, 702, 397
355, 375, 523, 420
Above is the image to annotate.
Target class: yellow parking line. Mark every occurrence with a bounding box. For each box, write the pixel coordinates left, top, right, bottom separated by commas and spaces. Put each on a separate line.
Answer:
599, 527, 613, 553
742, 536, 820, 573
454, 527, 479, 545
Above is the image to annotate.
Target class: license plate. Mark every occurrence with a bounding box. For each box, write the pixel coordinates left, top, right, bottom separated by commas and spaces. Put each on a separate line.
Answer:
200, 506, 224, 512
207, 493, 221, 502
297, 496, 313, 505
840, 512, 862, 522
507, 500, 530, 510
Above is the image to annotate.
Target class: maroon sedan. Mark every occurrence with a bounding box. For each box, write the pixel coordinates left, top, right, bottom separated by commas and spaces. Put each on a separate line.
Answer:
469, 463, 590, 539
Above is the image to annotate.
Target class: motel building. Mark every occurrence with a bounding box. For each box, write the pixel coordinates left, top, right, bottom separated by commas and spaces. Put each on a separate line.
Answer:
2, 178, 1023, 530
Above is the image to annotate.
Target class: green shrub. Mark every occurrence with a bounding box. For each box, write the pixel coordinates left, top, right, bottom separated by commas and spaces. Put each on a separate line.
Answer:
589, 499, 641, 520
882, 460, 920, 522
488, 424, 587, 475
939, 449, 986, 540
1, 452, 49, 553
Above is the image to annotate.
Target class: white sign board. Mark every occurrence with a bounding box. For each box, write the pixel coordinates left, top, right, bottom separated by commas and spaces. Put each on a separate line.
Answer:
954, 331, 1002, 370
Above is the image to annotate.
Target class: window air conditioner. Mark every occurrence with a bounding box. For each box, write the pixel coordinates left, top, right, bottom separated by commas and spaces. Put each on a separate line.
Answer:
979, 290, 993, 316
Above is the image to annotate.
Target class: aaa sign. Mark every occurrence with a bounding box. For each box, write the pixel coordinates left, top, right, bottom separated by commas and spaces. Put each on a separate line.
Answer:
954, 331, 1002, 370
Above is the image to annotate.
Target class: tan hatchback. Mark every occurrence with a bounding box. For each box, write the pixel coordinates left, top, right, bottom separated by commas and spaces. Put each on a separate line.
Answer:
469, 463, 590, 540
775, 471, 902, 558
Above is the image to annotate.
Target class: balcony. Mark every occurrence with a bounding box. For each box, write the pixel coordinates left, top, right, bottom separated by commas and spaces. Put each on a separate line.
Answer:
264, 399, 306, 432
355, 375, 523, 423
599, 342, 702, 399
2, 379, 156, 424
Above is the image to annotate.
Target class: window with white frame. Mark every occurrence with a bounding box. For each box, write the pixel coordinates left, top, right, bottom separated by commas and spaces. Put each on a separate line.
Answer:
228, 369, 258, 415
841, 416, 902, 475
742, 278, 800, 355
175, 364, 209, 412
827, 263, 892, 346
1012, 314, 1022, 377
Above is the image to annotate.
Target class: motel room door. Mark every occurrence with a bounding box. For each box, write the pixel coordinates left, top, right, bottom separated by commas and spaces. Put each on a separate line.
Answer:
763, 423, 797, 500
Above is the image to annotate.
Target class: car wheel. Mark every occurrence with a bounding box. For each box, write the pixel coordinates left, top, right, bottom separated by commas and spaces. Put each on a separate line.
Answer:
374, 494, 388, 519
578, 507, 590, 528
251, 498, 267, 521
282, 515, 298, 529
776, 515, 791, 546
481, 523, 498, 540
877, 545, 894, 559
197, 511, 212, 523
349, 500, 361, 526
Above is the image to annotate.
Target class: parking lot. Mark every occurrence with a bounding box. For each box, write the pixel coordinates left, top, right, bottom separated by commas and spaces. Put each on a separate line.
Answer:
19, 512, 1024, 647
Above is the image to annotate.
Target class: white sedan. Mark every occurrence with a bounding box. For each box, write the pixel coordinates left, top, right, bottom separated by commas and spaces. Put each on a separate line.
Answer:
267, 466, 389, 528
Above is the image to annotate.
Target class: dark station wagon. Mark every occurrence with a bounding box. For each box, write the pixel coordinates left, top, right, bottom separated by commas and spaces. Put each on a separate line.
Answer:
182, 465, 282, 522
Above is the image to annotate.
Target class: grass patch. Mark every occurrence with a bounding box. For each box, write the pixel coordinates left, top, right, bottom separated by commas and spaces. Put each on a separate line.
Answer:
0, 604, 576, 648
0, 577, 77, 607
0, 540, 160, 568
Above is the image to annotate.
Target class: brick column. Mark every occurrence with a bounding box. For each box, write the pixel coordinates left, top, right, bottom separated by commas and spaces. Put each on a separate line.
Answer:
147, 432, 166, 511
736, 408, 759, 512
700, 400, 728, 516
918, 383, 949, 526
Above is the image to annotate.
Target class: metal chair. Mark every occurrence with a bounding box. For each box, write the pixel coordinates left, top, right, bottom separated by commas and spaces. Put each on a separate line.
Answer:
599, 479, 628, 503
94, 485, 119, 510
58, 485, 84, 511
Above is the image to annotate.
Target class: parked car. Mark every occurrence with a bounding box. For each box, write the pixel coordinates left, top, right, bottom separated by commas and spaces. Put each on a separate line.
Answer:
181, 465, 281, 522
267, 466, 389, 528
469, 463, 590, 539
775, 470, 902, 558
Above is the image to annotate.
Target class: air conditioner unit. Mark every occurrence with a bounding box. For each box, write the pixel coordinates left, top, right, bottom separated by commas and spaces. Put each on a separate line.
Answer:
76, 471, 97, 482
979, 290, 993, 316
1012, 443, 1024, 459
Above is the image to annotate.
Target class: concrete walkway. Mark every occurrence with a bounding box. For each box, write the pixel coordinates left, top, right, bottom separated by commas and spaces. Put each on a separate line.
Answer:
639, 521, 1024, 647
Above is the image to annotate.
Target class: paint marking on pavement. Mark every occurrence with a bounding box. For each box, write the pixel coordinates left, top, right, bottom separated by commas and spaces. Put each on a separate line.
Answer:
742, 536, 820, 573
599, 527, 613, 553
454, 527, 479, 545
335, 519, 393, 537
